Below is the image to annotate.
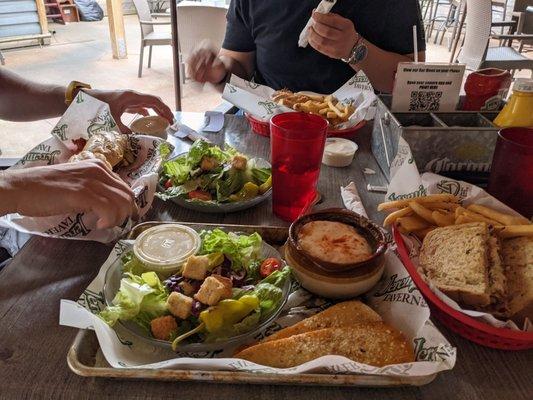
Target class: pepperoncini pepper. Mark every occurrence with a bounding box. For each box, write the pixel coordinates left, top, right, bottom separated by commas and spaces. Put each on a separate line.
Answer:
259, 175, 272, 194
229, 182, 259, 202
199, 295, 259, 333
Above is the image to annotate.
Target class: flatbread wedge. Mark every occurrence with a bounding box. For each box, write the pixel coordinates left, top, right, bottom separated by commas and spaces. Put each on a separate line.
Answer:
262, 300, 381, 343
235, 323, 414, 368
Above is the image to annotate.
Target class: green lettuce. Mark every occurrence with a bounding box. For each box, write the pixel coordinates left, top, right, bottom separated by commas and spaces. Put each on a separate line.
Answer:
162, 155, 190, 185
250, 267, 291, 314
198, 229, 262, 270
99, 271, 169, 332
187, 139, 236, 167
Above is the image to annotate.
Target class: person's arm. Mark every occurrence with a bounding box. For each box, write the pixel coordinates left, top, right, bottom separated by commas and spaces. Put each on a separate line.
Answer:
0, 67, 67, 121
308, 10, 425, 93
0, 160, 137, 229
187, 47, 255, 87
0, 68, 174, 132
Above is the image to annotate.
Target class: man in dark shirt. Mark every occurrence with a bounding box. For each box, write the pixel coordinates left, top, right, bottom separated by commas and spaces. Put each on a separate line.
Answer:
188, 0, 426, 93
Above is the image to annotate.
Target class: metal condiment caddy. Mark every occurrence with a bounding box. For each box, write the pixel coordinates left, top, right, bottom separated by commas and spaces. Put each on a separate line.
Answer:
371, 95, 502, 185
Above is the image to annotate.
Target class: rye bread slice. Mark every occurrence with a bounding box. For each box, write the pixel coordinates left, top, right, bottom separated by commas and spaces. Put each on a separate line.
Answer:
419, 222, 491, 307
262, 300, 382, 343
235, 323, 414, 368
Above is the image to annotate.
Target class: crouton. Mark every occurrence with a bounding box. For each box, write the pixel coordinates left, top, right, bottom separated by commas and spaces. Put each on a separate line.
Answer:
231, 155, 248, 170
194, 275, 233, 306
182, 255, 209, 280
211, 274, 233, 298
200, 156, 218, 171
150, 315, 178, 341
167, 292, 193, 319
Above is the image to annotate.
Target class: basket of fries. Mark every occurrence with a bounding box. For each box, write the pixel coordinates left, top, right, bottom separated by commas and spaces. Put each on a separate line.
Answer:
245, 112, 366, 138
380, 194, 533, 350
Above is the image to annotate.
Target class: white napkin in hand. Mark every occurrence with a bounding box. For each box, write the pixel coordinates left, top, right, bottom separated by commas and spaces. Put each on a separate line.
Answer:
298, 0, 338, 48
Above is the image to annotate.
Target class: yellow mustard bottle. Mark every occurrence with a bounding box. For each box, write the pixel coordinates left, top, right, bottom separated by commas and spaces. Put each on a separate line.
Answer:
494, 80, 533, 128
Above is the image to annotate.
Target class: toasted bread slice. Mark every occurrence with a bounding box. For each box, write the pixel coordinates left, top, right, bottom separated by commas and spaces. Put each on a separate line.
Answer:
419, 222, 491, 307
235, 323, 414, 368
262, 300, 381, 343
501, 237, 533, 323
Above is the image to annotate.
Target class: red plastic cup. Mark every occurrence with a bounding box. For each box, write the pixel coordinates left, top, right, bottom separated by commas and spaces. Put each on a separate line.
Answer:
487, 127, 533, 218
270, 113, 328, 222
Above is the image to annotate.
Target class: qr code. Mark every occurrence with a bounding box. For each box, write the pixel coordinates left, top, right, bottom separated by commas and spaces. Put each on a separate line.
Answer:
409, 91, 442, 111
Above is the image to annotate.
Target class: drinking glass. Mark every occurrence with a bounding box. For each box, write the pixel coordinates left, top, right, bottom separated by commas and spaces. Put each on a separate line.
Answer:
487, 127, 533, 218
270, 113, 328, 221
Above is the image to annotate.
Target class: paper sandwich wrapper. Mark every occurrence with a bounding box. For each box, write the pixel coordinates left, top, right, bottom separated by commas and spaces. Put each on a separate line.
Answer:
0, 92, 171, 243
342, 137, 532, 332
222, 71, 378, 130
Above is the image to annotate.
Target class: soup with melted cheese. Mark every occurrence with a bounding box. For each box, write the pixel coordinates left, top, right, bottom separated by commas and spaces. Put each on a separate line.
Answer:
297, 221, 372, 265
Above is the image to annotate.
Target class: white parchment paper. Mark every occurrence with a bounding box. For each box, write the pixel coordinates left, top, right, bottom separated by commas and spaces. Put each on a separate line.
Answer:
222, 72, 377, 129
59, 236, 456, 376
0, 92, 170, 243
365, 137, 532, 332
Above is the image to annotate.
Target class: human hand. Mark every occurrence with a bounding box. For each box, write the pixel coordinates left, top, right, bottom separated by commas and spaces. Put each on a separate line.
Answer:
187, 47, 227, 84
2, 160, 137, 229
308, 12, 358, 60
86, 89, 174, 133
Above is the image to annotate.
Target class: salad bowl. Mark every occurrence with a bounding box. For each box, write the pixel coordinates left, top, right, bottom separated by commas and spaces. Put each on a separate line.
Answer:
157, 140, 272, 213
102, 228, 291, 353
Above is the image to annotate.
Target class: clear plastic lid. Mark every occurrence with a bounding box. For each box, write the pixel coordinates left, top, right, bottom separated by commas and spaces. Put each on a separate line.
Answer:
133, 224, 201, 270
514, 79, 533, 93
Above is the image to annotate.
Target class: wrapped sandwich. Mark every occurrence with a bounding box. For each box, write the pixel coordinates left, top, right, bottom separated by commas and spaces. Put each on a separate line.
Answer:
69, 131, 131, 170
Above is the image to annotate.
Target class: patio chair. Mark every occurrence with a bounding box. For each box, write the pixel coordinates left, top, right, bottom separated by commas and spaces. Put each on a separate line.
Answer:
176, 3, 227, 83
457, 0, 533, 75
132, 0, 172, 78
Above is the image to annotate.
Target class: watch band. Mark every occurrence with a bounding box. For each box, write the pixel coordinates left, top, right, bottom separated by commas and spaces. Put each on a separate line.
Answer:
341, 36, 368, 66
65, 81, 92, 105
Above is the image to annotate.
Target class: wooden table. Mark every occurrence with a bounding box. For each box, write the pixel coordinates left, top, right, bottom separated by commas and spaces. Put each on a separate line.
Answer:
0, 114, 531, 400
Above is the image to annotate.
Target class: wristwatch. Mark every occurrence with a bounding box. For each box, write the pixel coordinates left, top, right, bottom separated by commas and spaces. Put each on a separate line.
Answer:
341, 39, 368, 66
65, 81, 92, 105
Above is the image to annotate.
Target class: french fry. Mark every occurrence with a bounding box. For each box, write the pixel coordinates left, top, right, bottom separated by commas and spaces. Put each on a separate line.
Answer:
409, 202, 437, 225
467, 204, 530, 226
432, 210, 455, 227
326, 111, 338, 119
377, 194, 460, 211
327, 99, 344, 118
396, 215, 430, 232
294, 92, 324, 101
455, 215, 474, 225
496, 225, 533, 238
383, 207, 413, 227
425, 202, 460, 211
459, 208, 502, 226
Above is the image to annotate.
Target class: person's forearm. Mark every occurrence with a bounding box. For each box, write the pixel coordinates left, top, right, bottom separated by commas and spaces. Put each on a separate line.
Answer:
219, 55, 251, 81
0, 170, 18, 217
351, 40, 425, 93
0, 68, 68, 121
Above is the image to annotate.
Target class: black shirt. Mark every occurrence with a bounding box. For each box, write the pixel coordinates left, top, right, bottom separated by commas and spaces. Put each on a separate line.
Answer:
223, 0, 426, 93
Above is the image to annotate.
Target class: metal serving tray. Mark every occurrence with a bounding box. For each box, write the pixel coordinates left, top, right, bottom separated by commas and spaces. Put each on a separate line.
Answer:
67, 221, 436, 387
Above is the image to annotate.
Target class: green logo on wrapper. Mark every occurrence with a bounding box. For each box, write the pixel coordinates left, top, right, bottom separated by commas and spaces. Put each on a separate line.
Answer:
44, 213, 91, 238
387, 185, 427, 201
77, 289, 104, 314
52, 124, 68, 141
87, 110, 117, 136
19, 145, 61, 166
258, 101, 278, 115
414, 337, 454, 362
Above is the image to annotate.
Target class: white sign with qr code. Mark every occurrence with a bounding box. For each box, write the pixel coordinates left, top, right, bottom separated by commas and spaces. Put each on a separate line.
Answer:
391, 62, 465, 112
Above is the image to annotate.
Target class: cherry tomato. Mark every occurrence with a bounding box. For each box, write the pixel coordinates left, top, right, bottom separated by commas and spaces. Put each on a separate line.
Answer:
260, 258, 281, 277
188, 190, 212, 201
164, 179, 173, 189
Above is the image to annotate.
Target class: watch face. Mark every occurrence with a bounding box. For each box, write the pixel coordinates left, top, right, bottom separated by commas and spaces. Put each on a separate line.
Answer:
350, 43, 368, 65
